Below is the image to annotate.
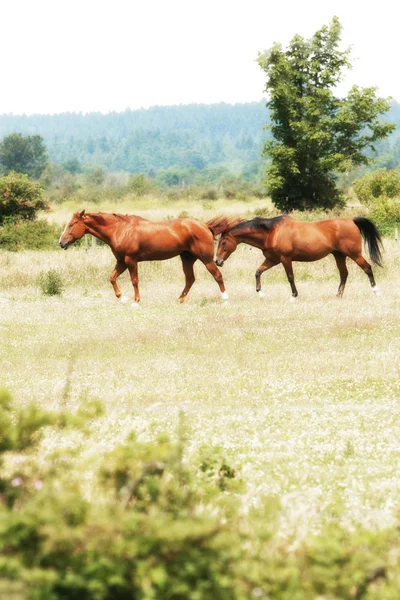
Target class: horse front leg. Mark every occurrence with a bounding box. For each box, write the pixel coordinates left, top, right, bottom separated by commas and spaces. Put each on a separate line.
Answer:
255, 256, 280, 298
204, 260, 229, 302
126, 259, 140, 305
280, 256, 298, 299
110, 260, 128, 301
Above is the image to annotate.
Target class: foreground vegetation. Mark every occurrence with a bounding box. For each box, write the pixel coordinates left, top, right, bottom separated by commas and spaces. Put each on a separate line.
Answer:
2, 194, 400, 596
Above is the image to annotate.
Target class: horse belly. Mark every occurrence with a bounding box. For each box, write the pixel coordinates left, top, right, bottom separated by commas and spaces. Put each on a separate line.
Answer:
137, 238, 188, 260
291, 239, 332, 262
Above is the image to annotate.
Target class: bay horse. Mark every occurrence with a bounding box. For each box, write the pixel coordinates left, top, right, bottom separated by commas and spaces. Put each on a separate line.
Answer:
213, 215, 383, 299
59, 211, 229, 305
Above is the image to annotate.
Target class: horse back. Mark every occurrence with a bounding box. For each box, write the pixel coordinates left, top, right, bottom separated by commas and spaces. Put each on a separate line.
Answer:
272, 217, 361, 260
114, 218, 213, 260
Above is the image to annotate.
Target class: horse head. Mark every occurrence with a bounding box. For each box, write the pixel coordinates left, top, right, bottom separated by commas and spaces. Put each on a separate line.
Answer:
215, 232, 238, 267
59, 210, 86, 249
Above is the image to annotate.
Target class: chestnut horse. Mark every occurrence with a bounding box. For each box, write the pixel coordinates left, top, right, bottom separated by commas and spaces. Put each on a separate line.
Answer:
59, 211, 228, 305
213, 215, 383, 299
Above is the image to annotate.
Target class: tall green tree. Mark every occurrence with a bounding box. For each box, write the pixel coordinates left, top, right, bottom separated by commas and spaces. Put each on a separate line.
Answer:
0, 133, 48, 179
257, 17, 396, 211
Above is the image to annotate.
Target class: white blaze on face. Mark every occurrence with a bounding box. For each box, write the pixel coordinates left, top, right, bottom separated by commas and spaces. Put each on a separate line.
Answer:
59, 221, 69, 245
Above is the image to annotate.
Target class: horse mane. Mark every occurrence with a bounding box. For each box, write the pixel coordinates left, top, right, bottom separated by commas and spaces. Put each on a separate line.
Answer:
206, 215, 285, 237
85, 212, 135, 225
206, 215, 246, 237
231, 215, 285, 233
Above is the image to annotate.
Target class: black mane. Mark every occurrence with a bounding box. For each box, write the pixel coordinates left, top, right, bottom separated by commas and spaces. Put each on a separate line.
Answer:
231, 215, 285, 233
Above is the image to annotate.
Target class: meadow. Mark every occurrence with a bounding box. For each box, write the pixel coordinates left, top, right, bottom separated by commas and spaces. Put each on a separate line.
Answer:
1, 198, 400, 551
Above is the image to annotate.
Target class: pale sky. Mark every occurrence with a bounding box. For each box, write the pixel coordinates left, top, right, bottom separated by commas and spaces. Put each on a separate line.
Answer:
1, 0, 399, 115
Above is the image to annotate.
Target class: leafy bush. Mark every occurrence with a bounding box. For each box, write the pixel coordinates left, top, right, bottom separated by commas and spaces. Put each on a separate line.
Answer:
0, 218, 60, 251
353, 169, 400, 206
0, 392, 246, 599
201, 187, 218, 201
38, 269, 64, 296
3, 389, 400, 599
0, 172, 49, 224
128, 173, 153, 196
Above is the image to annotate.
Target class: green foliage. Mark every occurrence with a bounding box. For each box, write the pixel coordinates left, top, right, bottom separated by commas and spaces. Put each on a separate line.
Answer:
257, 17, 396, 211
353, 169, 400, 235
353, 169, 400, 205
0, 392, 246, 600
0, 133, 48, 179
0, 103, 269, 174
62, 158, 82, 174
38, 269, 64, 296
3, 390, 400, 598
0, 172, 49, 224
0, 219, 60, 251
127, 173, 153, 196
84, 165, 105, 186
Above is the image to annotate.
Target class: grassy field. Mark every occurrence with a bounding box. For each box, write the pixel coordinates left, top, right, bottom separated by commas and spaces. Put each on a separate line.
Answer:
1, 202, 400, 546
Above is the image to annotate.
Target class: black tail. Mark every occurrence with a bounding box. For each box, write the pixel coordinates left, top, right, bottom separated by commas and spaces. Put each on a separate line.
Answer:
353, 217, 383, 267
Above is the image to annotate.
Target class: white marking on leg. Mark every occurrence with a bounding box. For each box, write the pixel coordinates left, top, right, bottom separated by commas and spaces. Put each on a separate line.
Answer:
120, 296, 128, 304
258, 290, 265, 299
221, 291, 229, 302
289, 296, 297, 302
373, 285, 381, 296
131, 302, 141, 308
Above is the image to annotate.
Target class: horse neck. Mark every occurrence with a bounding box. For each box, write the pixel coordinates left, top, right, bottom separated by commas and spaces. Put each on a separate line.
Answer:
83, 215, 114, 246
232, 227, 267, 249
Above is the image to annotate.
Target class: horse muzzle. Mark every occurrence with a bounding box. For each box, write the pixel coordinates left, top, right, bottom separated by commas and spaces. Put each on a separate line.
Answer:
215, 258, 224, 267
59, 240, 70, 250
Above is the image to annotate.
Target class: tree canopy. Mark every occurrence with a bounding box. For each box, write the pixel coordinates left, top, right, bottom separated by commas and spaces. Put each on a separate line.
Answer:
0, 133, 48, 179
257, 17, 396, 211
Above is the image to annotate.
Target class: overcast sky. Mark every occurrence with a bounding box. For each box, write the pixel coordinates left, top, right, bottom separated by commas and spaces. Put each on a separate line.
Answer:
1, 0, 398, 115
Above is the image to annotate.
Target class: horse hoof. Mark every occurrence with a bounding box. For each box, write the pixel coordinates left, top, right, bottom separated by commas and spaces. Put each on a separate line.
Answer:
373, 286, 381, 296
258, 290, 265, 299
221, 291, 229, 302
120, 296, 128, 305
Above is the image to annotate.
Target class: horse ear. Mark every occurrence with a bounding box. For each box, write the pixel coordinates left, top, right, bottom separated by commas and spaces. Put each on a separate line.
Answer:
79, 210, 85, 218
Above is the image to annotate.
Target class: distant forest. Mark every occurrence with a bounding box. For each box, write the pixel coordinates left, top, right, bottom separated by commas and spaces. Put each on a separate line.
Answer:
1, 100, 400, 175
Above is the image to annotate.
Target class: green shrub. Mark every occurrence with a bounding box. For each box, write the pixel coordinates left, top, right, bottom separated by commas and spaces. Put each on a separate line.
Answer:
201, 187, 218, 201
3, 389, 400, 599
0, 172, 49, 224
0, 391, 247, 600
38, 269, 64, 296
353, 169, 400, 206
127, 173, 153, 196
0, 219, 60, 251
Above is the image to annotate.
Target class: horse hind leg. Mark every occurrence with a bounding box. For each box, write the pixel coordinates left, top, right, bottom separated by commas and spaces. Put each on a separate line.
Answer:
332, 252, 348, 297
280, 256, 298, 299
110, 260, 128, 301
350, 254, 380, 294
126, 259, 140, 305
178, 253, 197, 303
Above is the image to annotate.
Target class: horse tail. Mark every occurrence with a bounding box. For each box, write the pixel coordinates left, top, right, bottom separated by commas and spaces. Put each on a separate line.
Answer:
206, 216, 242, 238
353, 217, 383, 267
